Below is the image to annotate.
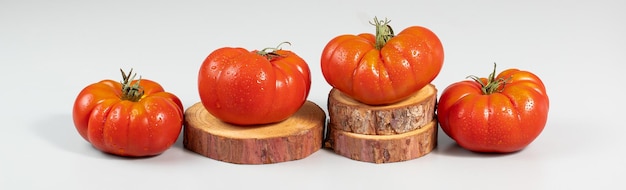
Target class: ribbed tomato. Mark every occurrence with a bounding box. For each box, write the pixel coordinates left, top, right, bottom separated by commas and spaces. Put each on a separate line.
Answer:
437, 64, 549, 153
72, 69, 183, 157
321, 17, 444, 105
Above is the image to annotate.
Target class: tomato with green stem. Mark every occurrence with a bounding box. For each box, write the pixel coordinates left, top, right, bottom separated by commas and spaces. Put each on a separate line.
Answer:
437, 63, 549, 153
198, 42, 311, 125
321, 17, 444, 105
72, 69, 184, 157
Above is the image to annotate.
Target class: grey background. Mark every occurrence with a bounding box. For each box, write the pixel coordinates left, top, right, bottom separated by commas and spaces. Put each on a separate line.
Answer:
1, 0, 624, 189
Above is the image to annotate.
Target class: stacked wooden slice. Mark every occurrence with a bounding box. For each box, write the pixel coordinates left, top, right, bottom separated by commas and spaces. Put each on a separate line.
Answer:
183, 101, 326, 164
324, 84, 438, 163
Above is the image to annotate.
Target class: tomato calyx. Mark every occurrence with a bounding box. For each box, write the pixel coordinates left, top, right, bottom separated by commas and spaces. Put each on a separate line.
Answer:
257, 41, 291, 61
467, 63, 511, 95
370, 17, 395, 50
120, 68, 144, 102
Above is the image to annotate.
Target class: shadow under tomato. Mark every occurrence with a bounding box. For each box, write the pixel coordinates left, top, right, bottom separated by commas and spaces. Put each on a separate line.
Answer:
32, 114, 107, 159
433, 127, 517, 158
437, 143, 520, 158
33, 114, 183, 160
172, 127, 188, 150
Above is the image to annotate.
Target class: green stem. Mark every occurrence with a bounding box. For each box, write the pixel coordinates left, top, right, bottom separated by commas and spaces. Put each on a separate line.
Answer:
370, 17, 395, 50
466, 63, 510, 95
120, 68, 144, 102
257, 41, 291, 60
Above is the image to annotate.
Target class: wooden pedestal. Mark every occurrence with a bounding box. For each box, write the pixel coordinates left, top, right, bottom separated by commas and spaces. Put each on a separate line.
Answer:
325, 85, 438, 163
183, 101, 325, 164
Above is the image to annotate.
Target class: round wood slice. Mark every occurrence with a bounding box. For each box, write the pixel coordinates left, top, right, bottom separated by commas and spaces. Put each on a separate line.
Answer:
324, 120, 438, 164
328, 84, 437, 135
183, 101, 325, 164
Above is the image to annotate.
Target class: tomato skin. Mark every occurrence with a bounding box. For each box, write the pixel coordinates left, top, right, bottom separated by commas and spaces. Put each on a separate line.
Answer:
321, 26, 444, 105
198, 47, 311, 125
72, 79, 183, 157
437, 68, 549, 153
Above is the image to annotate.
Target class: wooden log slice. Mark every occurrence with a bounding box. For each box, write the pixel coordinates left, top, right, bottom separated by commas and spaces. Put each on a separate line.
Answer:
328, 84, 437, 135
183, 101, 325, 164
324, 120, 437, 164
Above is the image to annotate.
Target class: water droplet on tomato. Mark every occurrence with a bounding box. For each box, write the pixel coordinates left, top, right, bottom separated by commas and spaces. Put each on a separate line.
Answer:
215, 103, 221, 109
525, 99, 534, 111
210, 66, 217, 70
258, 72, 267, 80
156, 115, 163, 123
411, 50, 420, 57
401, 60, 410, 68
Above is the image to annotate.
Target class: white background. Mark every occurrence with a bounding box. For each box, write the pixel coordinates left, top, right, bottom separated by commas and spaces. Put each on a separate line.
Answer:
1, 0, 625, 189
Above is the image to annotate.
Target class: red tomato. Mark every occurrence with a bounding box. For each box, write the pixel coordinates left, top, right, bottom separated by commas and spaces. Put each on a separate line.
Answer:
72, 69, 184, 157
437, 64, 549, 153
198, 42, 311, 125
321, 17, 444, 105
